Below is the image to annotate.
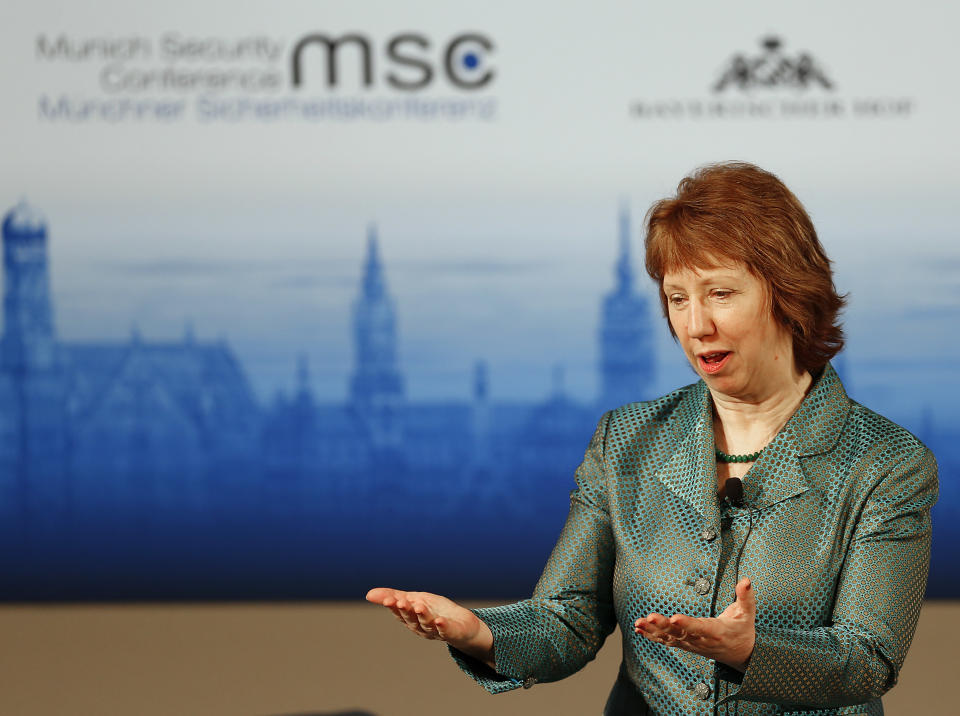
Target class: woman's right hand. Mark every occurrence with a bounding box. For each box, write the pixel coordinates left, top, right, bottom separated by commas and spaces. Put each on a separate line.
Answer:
365, 588, 495, 668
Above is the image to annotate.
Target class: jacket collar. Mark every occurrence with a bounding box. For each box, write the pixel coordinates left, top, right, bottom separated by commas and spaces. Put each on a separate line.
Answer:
655, 364, 850, 521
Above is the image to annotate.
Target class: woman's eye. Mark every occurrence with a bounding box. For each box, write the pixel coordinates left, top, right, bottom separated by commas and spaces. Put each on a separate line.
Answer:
711, 290, 732, 300
668, 294, 686, 307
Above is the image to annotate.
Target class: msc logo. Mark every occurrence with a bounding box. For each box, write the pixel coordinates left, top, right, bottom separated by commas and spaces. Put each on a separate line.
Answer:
713, 36, 833, 92
290, 31, 494, 90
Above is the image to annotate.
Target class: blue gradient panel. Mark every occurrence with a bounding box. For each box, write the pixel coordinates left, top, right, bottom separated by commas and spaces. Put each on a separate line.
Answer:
0, 201, 956, 601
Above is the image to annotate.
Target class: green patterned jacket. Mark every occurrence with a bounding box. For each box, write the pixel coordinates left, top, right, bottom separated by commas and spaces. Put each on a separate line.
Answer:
451, 365, 938, 715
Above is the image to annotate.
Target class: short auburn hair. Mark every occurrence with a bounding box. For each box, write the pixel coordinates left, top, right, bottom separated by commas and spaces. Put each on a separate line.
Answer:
644, 161, 845, 374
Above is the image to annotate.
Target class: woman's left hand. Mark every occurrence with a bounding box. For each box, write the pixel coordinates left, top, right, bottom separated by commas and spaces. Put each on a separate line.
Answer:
634, 577, 756, 672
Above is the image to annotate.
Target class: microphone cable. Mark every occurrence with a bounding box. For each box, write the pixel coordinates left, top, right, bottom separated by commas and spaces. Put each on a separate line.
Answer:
718, 476, 756, 716
722, 477, 755, 587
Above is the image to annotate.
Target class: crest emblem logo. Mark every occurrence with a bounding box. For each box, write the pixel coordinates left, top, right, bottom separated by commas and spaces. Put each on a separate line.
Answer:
713, 36, 834, 92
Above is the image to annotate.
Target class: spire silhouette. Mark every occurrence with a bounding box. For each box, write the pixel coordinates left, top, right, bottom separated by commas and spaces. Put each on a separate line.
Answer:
362, 224, 386, 300
598, 205, 654, 411
350, 223, 404, 454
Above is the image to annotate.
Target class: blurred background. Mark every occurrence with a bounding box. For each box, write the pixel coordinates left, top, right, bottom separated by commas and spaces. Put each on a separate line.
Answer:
1, 1, 957, 713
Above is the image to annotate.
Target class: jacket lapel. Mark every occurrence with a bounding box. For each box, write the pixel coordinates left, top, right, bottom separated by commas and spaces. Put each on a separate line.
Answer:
655, 383, 721, 524
740, 434, 809, 510
746, 364, 851, 510
655, 364, 851, 516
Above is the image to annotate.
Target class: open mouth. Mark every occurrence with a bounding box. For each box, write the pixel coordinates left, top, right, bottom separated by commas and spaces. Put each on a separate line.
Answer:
698, 351, 731, 374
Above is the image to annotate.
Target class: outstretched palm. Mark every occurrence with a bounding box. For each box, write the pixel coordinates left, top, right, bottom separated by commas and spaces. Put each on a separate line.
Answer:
366, 588, 494, 665
633, 577, 756, 672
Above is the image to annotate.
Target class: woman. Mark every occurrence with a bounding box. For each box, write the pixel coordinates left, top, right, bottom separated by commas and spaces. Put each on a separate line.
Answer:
367, 162, 938, 715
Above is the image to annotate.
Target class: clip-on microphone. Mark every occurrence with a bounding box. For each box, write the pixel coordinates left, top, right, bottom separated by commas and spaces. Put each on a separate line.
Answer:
720, 476, 744, 507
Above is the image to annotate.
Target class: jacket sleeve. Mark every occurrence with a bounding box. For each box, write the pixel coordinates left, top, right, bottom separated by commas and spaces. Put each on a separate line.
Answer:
449, 411, 618, 693
720, 442, 939, 708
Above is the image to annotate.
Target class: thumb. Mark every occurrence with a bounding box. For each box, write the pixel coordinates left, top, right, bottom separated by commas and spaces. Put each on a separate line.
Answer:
735, 578, 755, 614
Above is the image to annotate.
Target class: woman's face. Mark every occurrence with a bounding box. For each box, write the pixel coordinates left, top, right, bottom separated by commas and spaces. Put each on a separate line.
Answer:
662, 260, 797, 400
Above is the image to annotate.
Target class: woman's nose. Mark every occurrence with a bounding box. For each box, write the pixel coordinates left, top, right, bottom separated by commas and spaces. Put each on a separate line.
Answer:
687, 302, 713, 339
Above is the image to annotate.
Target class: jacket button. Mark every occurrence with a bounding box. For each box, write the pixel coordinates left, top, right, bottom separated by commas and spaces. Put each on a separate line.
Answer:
700, 527, 718, 542
522, 676, 537, 689
694, 681, 712, 700
693, 577, 711, 595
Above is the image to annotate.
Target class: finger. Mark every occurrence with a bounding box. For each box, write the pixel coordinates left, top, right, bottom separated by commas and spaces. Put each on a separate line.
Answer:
410, 597, 446, 639
735, 578, 755, 615
668, 614, 702, 639
646, 613, 670, 630
394, 599, 423, 630
635, 626, 657, 640
411, 602, 438, 632
369, 589, 404, 615
659, 620, 711, 657
636, 629, 669, 645
674, 615, 724, 646
636, 614, 675, 644
389, 608, 415, 632
366, 587, 402, 605
633, 618, 658, 638
635, 615, 664, 637
665, 636, 709, 657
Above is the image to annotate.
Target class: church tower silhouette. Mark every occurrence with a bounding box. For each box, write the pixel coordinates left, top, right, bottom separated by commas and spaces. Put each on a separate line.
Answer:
0, 201, 67, 517
2, 202, 56, 372
597, 205, 654, 412
349, 225, 405, 456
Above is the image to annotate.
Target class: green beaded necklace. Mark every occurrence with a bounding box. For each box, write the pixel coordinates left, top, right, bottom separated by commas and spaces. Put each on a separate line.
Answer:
715, 447, 763, 464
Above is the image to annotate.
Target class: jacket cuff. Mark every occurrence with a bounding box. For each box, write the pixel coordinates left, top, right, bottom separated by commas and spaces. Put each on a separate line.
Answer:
446, 605, 535, 694
447, 644, 522, 694
717, 627, 791, 704
716, 629, 769, 705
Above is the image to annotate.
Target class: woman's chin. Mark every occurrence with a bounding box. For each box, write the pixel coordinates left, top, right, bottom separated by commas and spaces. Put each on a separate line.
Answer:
688, 358, 750, 397
700, 371, 747, 397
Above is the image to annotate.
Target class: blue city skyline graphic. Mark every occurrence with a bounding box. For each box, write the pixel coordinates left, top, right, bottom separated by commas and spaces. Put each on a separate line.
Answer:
0, 200, 956, 600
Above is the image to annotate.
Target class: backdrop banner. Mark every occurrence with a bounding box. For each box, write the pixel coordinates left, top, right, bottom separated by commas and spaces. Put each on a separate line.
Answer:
1, 1, 957, 599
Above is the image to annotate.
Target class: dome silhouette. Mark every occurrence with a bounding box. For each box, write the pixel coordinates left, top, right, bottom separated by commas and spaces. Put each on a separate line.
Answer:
3, 200, 47, 237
